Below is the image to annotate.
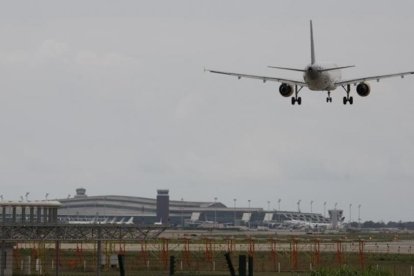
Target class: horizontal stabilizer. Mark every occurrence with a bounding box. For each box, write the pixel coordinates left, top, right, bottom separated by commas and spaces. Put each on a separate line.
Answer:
267, 66, 306, 72
319, 65, 355, 72
268, 65, 355, 73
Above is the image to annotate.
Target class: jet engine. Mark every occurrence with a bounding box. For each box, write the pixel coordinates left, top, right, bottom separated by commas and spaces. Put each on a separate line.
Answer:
279, 83, 294, 97
356, 82, 370, 97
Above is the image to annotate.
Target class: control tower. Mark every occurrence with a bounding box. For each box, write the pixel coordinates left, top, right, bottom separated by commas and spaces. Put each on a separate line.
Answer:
156, 189, 169, 225
328, 209, 344, 229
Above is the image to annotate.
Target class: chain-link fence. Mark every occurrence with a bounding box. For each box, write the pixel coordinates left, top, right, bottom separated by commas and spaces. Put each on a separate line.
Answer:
2, 238, 414, 275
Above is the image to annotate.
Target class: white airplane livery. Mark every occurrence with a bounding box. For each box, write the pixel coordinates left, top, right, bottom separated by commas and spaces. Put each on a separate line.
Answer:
207, 21, 414, 105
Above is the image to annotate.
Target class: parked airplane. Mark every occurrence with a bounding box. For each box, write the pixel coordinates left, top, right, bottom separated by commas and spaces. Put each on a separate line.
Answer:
284, 219, 334, 230
67, 217, 134, 225
206, 20, 414, 105
114, 217, 134, 225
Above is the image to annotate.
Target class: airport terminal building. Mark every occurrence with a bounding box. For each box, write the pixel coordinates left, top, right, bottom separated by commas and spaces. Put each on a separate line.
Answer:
57, 188, 334, 228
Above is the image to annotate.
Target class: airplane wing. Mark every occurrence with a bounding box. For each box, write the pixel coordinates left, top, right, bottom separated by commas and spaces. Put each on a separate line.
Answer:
336, 71, 414, 86
206, 69, 307, 87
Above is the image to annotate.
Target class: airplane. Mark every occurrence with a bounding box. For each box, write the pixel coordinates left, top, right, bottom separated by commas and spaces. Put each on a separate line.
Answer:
206, 20, 414, 105
123, 217, 134, 225
285, 219, 334, 230
67, 217, 134, 225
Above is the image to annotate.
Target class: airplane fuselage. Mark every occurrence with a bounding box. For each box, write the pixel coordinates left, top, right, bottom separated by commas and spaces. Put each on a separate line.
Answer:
303, 63, 341, 91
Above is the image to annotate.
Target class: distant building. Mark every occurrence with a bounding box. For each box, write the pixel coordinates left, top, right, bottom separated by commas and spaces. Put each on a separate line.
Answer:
0, 200, 62, 276
57, 188, 330, 227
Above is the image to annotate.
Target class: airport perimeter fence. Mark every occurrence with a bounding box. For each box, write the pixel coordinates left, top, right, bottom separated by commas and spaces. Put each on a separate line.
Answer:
2, 238, 414, 275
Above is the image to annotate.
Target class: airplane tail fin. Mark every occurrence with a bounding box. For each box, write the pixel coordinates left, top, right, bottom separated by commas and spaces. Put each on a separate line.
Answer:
310, 20, 315, 64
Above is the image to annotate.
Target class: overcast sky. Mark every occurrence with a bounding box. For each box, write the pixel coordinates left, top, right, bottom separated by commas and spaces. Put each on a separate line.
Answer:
0, 1, 413, 222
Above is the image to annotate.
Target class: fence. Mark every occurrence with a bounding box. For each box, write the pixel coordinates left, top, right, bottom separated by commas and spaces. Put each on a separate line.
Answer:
3, 236, 414, 275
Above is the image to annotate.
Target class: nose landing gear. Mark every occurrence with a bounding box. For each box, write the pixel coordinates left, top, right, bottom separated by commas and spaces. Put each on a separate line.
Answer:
326, 91, 332, 103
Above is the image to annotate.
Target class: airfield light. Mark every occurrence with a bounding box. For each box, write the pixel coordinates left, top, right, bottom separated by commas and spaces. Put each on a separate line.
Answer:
323, 201, 327, 217
310, 200, 314, 213
278, 198, 281, 211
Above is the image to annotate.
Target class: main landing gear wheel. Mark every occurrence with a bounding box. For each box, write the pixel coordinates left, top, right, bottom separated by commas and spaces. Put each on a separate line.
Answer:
343, 96, 354, 105
341, 84, 353, 105
291, 97, 302, 105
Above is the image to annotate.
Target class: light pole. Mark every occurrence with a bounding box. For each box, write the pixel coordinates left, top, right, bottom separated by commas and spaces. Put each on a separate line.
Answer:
181, 198, 184, 228
358, 204, 361, 228
310, 200, 314, 213
45, 193, 49, 201
267, 201, 270, 211
233, 198, 237, 226
297, 200, 301, 213
323, 201, 327, 218
349, 203, 352, 223
247, 199, 251, 229
334, 202, 338, 210
278, 198, 281, 211
214, 197, 218, 228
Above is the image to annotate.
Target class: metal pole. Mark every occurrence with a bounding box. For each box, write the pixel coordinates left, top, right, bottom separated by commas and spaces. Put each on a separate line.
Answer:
224, 252, 236, 276
55, 240, 60, 276
214, 197, 217, 228
248, 255, 253, 276
233, 199, 237, 226
96, 228, 102, 276
239, 255, 246, 276
181, 198, 184, 227
1, 240, 5, 276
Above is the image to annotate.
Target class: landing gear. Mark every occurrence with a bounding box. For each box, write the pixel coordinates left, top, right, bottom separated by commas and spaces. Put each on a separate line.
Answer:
341, 84, 354, 105
343, 96, 353, 105
291, 85, 303, 105
326, 91, 332, 103
291, 96, 302, 105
